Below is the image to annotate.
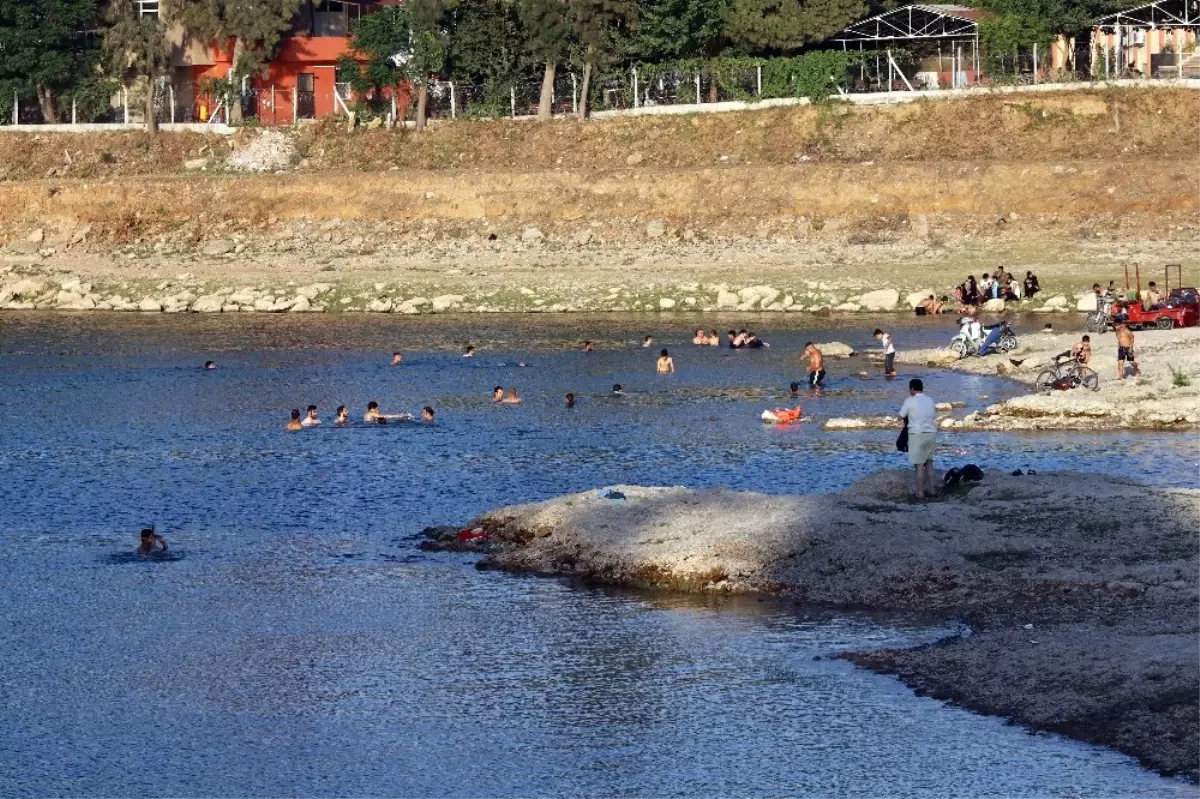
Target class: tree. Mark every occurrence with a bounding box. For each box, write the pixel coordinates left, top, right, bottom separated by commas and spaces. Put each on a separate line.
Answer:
172, 0, 304, 123
403, 0, 454, 130
626, 0, 725, 63
520, 0, 571, 119
0, 0, 104, 123
722, 0, 865, 53
103, 0, 171, 133
346, 4, 410, 113
570, 0, 632, 119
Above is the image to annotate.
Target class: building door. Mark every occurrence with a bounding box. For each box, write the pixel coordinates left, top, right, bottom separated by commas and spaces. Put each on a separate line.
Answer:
296, 73, 316, 119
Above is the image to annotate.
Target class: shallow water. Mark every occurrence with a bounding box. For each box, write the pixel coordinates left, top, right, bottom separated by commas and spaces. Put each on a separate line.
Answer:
1, 312, 1195, 797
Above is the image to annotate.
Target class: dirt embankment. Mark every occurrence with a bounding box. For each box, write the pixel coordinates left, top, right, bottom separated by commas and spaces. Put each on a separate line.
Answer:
0, 87, 1195, 314
422, 469, 1200, 780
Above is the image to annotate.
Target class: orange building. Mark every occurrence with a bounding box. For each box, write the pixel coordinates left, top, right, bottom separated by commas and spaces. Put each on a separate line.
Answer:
159, 0, 403, 124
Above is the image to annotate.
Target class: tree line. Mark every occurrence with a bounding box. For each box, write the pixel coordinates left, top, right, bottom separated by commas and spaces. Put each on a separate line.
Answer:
1, 0, 1131, 132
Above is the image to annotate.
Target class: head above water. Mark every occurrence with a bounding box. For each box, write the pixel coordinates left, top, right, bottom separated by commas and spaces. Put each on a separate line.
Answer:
789, 382, 799, 392
367, 401, 379, 411
140, 528, 155, 540
873, 329, 884, 337
307, 405, 317, 413
660, 349, 669, 357
422, 406, 435, 421
204, 361, 215, 369
291, 409, 301, 420
612, 384, 623, 393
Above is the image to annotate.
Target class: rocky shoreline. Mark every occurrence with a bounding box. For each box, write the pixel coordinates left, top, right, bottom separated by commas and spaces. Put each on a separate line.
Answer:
423, 470, 1200, 780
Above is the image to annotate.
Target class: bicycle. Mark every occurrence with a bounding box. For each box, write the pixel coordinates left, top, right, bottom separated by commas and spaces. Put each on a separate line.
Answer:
1034, 353, 1099, 393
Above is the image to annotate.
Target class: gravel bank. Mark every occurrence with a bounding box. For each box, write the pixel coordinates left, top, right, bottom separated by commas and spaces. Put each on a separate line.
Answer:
426, 470, 1200, 779
900, 327, 1200, 430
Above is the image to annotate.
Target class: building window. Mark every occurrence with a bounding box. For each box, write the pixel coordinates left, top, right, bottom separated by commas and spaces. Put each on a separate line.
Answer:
135, 0, 160, 16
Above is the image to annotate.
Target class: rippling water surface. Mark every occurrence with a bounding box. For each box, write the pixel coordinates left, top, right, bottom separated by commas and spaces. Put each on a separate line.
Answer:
1, 312, 1195, 797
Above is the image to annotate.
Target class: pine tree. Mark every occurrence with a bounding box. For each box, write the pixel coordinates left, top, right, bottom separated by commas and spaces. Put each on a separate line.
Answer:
102, 0, 171, 133
0, 0, 104, 123
570, 0, 632, 118
403, 0, 454, 130
520, 0, 571, 119
722, 0, 865, 53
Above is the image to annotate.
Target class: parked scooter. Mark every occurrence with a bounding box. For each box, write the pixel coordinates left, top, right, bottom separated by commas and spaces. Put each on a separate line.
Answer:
950, 319, 1018, 358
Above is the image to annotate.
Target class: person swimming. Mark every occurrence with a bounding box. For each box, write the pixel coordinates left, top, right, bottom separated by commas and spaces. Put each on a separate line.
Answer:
692, 328, 707, 345
708, 330, 720, 347
745, 332, 766, 349
138, 527, 168, 553
286, 409, 303, 430
656, 349, 675, 375
493, 386, 505, 403
501, 388, 523, 404
204, 361, 216, 370
301, 404, 321, 427
565, 392, 575, 408
335, 405, 349, 424
583, 341, 593, 353
789, 381, 801, 397
365, 401, 410, 423
612, 384, 624, 395
463, 346, 476, 358
391, 352, 403, 366
642, 335, 653, 348
727, 329, 740, 349
421, 406, 435, 422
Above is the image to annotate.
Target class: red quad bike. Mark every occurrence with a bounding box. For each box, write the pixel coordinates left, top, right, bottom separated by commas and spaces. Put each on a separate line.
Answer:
1109, 264, 1199, 331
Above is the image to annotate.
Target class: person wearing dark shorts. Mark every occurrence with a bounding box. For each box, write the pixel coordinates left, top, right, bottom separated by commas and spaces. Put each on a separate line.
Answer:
875, 329, 896, 378
803, 342, 825, 388
1116, 323, 1141, 380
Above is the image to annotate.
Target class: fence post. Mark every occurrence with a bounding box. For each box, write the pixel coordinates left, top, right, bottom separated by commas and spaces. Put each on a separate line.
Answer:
170, 85, 176, 125
756, 64, 763, 96
571, 74, 578, 114
694, 73, 701, 104
72, 96, 77, 125
13, 91, 17, 126
510, 85, 516, 118
293, 88, 297, 124
632, 67, 639, 108
450, 82, 456, 119
391, 90, 397, 124
122, 88, 129, 123
1033, 43, 1039, 83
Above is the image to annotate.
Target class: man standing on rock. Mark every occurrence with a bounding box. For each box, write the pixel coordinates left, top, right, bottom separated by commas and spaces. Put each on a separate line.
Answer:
899, 378, 937, 499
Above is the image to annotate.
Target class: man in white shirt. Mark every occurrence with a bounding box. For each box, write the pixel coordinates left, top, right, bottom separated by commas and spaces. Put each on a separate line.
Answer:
874, 329, 897, 378
899, 378, 937, 498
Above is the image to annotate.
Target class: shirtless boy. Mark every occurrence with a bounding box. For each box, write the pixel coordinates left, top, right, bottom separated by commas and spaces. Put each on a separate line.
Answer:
803, 342, 825, 388
1116, 324, 1141, 380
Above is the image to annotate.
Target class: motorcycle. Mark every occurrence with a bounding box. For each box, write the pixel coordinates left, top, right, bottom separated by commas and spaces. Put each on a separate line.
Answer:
950, 320, 1018, 358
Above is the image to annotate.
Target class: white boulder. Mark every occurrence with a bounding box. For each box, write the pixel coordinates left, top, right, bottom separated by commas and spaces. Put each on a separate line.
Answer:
192, 295, 225, 313
982, 298, 1006, 313
1075, 293, 1098, 312
858, 288, 900, 311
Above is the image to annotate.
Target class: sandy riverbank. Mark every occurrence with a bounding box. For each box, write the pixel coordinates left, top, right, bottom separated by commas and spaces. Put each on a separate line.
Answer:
423, 469, 1200, 779
900, 326, 1200, 430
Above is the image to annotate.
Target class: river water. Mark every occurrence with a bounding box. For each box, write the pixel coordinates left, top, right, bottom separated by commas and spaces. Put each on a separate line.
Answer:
0, 312, 1194, 797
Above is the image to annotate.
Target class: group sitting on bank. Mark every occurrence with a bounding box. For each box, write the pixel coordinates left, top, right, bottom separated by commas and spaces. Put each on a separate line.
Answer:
951, 269, 1040, 315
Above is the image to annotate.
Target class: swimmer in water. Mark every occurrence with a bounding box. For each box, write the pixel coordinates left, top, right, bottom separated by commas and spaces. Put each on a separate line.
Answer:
391, 352, 403, 366
335, 405, 349, 425
656, 349, 675, 375
421, 406, 435, 422
138, 528, 168, 553
803, 342, 825, 388
493, 386, 505, 403
204, 361, 216, 370
301, 404, 321, 427
286, 409, 303, 430
789, 381, 801, 397
642, 335, 653, 348
365, 401, 410, 423
708, 330, 720, 347
501, 388, 523, 404
583, 341, 593, 353
612, 384, 624, 395
463, 346, 476, 358
692, 328, 707, 345
565, 392, 575, 408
